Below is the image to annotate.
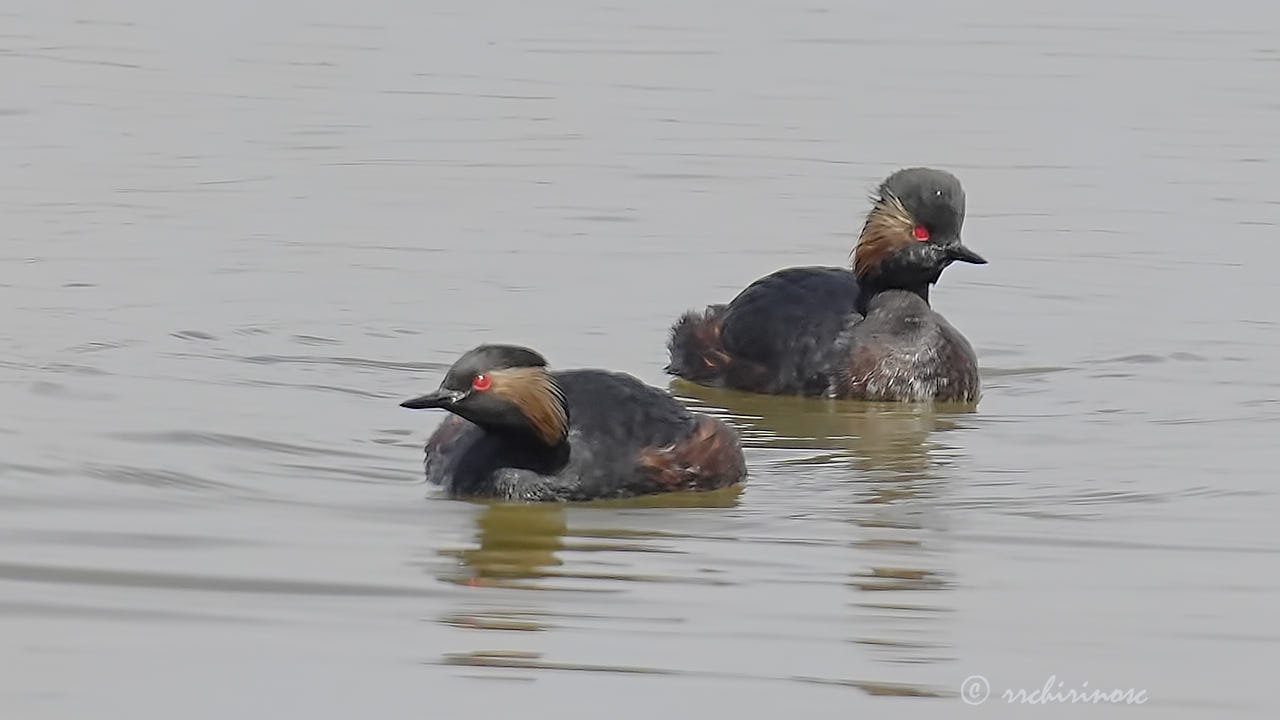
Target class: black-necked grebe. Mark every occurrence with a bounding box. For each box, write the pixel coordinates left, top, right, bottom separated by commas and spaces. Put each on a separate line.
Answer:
667, 167, 987, 402
401, 344, 746, 501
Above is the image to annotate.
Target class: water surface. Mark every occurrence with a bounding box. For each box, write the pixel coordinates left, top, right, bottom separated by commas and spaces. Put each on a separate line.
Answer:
3, 1, 1278, 718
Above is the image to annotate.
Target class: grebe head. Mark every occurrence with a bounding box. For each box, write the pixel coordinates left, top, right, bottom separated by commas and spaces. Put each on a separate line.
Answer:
401, 344, 568, 446
853, 167, 986, 287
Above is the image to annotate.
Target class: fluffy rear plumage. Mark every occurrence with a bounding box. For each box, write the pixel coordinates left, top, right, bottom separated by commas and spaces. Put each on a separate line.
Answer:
665, 305, 729, 382
637, 416, 746, 492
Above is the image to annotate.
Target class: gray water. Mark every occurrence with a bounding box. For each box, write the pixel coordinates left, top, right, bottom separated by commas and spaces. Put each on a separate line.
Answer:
4, 2, 1279, 718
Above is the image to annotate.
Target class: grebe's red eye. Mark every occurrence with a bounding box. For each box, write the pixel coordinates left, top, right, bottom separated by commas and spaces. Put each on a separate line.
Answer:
471, 374, 491, 391
912, 225, 930, 241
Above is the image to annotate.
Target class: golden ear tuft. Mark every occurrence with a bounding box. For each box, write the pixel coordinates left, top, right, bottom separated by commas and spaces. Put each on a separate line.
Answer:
853, 191, 916, 278
489, 368, 568, 446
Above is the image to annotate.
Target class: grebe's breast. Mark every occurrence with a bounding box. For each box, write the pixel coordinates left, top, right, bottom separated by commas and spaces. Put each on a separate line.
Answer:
832, 290, 980, 403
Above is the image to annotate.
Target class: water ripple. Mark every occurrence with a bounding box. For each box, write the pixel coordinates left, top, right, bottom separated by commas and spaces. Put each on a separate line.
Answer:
107, 431, 383, 459
0, 561, 435, 598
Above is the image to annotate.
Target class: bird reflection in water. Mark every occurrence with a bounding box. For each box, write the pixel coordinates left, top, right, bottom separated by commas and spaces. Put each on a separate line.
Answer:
669, 379, 976, 483
670, 380, 967, 673
440, 502, 568, 591
433, 489, 742, 665
437, 486, 742, 591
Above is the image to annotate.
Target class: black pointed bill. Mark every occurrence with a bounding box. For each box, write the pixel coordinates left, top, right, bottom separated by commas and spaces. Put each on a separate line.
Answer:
399, 389, 464, 409
946, 242, 987, 265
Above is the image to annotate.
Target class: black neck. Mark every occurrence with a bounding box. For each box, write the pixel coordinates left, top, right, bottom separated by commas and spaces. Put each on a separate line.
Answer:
451, 397, 568, 450
856, 279, 931, 315
487, 426, 571, 472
